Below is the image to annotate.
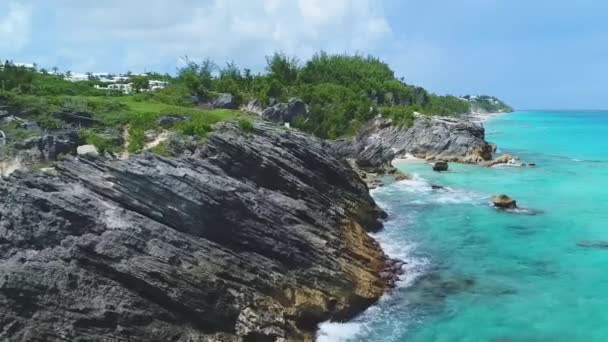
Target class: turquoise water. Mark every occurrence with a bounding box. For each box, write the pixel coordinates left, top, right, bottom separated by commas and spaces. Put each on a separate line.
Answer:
318, 111, 608, 341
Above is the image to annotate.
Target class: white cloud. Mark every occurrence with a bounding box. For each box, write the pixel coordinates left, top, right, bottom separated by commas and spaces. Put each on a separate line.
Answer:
0, 2, 33, 52
42, 0, 393, 71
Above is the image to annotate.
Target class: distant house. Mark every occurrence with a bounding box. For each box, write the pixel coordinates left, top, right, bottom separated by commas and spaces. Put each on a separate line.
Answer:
14, 62, 35, 69
65, 73, 89, 82
148, 80, 168, 91
95, 83, 133, 94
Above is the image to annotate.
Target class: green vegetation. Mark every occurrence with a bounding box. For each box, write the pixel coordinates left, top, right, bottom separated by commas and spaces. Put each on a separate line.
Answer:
238, 118, 254, 132
463, 95, 513, 113
82, 131, 118, 154
0, 54, 511, 153
174, 52, 489, 138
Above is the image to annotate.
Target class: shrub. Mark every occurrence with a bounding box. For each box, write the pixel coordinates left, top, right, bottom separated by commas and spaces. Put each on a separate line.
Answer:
238, 118, 254, 132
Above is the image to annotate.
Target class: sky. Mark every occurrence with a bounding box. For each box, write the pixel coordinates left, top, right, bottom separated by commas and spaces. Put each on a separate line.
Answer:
1, 0, 608, 109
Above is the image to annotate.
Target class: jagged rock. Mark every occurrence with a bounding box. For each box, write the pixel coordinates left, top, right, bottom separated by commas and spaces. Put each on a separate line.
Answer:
333, 114, 494, 166
12, 136, 40, 150
53, 111, 100, 126
345, 159, 409, 188
11, 132, 80, 161
212, 93, 237, 109
0, 121, 395, 341
485, 154, 522, 167
394, 170, 411, 181
492, 194, 517, 209
433, 161, 449, 172
1, 131, 82, 176
243, 98, 264, 116
76, 144, 99, 156
262, 98, 308, 123
157, 115, 190, 127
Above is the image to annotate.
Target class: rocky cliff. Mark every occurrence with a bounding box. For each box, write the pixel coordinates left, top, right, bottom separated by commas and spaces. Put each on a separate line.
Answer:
0, 121, 397, 341
334, 114, 494, 166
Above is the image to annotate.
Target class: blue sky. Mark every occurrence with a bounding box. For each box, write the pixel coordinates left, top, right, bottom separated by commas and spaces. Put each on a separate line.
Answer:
1, 0, 607, 109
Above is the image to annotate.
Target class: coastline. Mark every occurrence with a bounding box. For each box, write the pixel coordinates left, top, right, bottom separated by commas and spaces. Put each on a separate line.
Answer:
318, 110, 514, 340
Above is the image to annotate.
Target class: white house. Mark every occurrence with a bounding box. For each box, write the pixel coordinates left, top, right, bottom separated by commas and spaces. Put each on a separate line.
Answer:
148, 80, 168, 91
95, 83, 133, 94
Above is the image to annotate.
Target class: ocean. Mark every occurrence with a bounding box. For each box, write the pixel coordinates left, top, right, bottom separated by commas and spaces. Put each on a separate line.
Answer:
318, 110, 608, 341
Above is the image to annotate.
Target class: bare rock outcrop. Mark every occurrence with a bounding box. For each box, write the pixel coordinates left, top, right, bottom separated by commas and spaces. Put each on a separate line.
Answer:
0, 121, 396, 341
333, 114, 494, 166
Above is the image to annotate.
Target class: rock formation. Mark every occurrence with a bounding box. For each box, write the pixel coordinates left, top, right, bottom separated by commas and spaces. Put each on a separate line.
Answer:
333, 114, 494, 166
492, 194, 517, 209
432, 161, 449, 172
1, 131, 81, 175
243, 99, 264, 116
0, 121, 397, 341
345, 159, 411, 189
262, 98, 308, 123
212, 93, 238, 109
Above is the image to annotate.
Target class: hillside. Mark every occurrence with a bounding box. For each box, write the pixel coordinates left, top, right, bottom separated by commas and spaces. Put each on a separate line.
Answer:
0, 53, 512, 158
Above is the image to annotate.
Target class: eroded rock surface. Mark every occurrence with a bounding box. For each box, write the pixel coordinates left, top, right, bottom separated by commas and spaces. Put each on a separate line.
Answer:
334, 114, 494, 166
0, 121, 394, 341
262, 98, 308, 124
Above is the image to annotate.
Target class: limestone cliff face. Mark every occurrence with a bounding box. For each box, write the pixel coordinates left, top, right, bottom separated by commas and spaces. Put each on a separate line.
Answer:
0, 121, 394, 341
333, 114, 494, 166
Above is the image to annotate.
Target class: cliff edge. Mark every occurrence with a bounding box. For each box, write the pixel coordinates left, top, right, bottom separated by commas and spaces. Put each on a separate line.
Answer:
0, 121, 395, 341
334, 114, 494, 166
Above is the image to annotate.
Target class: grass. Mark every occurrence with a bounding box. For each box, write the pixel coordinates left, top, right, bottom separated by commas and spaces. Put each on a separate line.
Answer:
4, 93, 250, 154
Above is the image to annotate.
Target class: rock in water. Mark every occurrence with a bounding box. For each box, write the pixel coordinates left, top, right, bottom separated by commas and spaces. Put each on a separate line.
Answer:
577, 241, 608, 249
0, 121, 392, 341
433, 161, 449, 172
492, 194, 517, 209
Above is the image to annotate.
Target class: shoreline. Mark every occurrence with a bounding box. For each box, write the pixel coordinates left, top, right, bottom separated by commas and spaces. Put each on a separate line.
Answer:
462, 110, 510, 124
318, 110, 515, 340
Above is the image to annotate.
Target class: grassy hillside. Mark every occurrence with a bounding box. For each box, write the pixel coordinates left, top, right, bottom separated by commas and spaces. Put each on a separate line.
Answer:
0, 54, 512, 152
0, 91, 245, 154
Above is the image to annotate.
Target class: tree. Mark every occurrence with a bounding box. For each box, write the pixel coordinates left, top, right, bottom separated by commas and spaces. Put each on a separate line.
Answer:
265, 52, 299, 86
131, 75, 149, 93
177, 56, 217, 100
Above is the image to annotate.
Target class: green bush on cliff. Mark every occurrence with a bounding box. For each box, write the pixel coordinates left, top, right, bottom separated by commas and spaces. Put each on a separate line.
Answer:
238, 118, 254, 132
381, 105, 421, 128
0, 53, 511, 143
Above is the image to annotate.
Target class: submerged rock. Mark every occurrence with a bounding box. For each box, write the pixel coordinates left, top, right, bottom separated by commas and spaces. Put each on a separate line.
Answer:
404, 272, 475, 305
433, 161, 449, 172
0, 120, 393, 341
577, 241, 608, 249
492, 194, 518, 209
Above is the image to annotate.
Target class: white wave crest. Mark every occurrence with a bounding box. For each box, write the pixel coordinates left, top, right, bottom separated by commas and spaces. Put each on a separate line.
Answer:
391, 175, 486, 205
317, 322, 364, 342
